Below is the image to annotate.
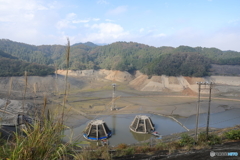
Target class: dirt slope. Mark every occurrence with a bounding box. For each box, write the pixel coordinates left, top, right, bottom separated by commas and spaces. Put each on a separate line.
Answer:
57, 69, 133, 82
0, 69, 239, 98
56, 69, 240, 95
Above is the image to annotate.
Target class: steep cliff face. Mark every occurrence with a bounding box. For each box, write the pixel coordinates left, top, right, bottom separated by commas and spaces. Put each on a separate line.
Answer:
57, 69, 240, 95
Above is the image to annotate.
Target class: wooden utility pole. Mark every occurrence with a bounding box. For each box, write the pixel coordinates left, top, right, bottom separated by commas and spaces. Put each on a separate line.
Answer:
195, 81, 214, 142
206, 82, 214, 138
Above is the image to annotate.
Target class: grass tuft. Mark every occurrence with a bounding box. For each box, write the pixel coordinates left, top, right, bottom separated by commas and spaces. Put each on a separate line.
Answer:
8, 113, 68, 160
224, 129, 240, 140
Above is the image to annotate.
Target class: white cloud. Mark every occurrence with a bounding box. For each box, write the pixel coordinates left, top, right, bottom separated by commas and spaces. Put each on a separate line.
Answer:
147, 30, 154, 33
97, 0, 109, 5
56, 13, 77, 29
139, 28, 144, 33
72, 19, 90, 23
82, 23, 129, 43
0, 0, 50, 23
107, 6, 127, 15
153, 33, 166, 37
228, 18, 240, 24
24, 13, 35, 20
105, 19, 114, 22
66, 13, 76, 19
56, 20, 76, 29
47, 1, 62, 10
93, 18, 100, 21
0, 0, 47, 11
72, 18, 100, 24
84, 24, 90, 27
91, 23, 123, 34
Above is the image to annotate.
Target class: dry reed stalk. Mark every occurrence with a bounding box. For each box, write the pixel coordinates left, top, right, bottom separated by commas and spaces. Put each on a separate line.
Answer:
62, 38, 70, 123
54, 62, 58, 79
47, 109, 50, 121
68, 83, 70, 93
42, 93, 47, 118
54, 63, 59, 93
1, 77, 12, 126
4, 77, 13, 112
65, 82, 70, 100
21, 71, 28, 113
33, 82, 37, 95
0, 109, 14, 115
8, 77, 12, 97
55, 82, 59, 94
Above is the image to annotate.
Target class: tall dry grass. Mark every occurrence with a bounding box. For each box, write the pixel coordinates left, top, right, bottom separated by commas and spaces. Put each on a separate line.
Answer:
22, 71, 28, 113
62, 38, 70, 123
9, 113, 68, 160
0, 38, 73, 159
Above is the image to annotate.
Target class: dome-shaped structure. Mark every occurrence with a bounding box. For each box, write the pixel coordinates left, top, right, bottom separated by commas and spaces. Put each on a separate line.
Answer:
129, 115, 155, 134
83, 119, 112, 141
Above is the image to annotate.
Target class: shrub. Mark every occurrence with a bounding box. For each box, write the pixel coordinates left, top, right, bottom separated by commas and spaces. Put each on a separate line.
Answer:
101, 146, 111, 160
179, 133, 195, 147
123, 147, 135, 155
225, 129, 240, 140
197, 132, 222, 145
168, 141, 180, 154
207, 134, 222, 145
155, 142, 168, 150
198, 132, 207, 142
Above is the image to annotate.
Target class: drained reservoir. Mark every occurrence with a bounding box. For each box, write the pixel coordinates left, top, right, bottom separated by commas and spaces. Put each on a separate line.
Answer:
64, 108, 240, 145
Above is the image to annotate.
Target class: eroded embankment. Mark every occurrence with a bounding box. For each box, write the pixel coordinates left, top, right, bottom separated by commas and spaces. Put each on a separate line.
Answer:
57, 69, 240, 96
0, 69, 239, 98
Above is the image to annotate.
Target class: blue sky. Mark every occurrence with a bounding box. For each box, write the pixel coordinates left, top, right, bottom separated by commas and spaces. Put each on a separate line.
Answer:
1, 0, 240, 51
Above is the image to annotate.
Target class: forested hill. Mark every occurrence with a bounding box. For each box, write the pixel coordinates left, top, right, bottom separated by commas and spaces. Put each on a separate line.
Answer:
0, 50, 54, 76
0, 39, 240, 77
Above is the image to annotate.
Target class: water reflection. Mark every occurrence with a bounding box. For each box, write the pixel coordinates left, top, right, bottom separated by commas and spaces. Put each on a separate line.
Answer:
130, 131, 152, 142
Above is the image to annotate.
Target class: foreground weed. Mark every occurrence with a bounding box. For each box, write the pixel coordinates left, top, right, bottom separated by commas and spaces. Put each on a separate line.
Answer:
0, 137, 11, 159
198, 132, 222, 145
178, 133, 195, 147
9, 116, 67, 160
224, 129, 240, 140
155, 142, 168, 150
73, 146, 111, 160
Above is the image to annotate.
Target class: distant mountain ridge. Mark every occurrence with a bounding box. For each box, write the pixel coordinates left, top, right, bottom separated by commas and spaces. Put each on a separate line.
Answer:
72, 42, 98, 47
0, 39, 240, 77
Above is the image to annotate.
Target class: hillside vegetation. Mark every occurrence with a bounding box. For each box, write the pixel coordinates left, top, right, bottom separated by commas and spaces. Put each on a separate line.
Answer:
0, 39, 240, 77
0, 50, 54, 76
